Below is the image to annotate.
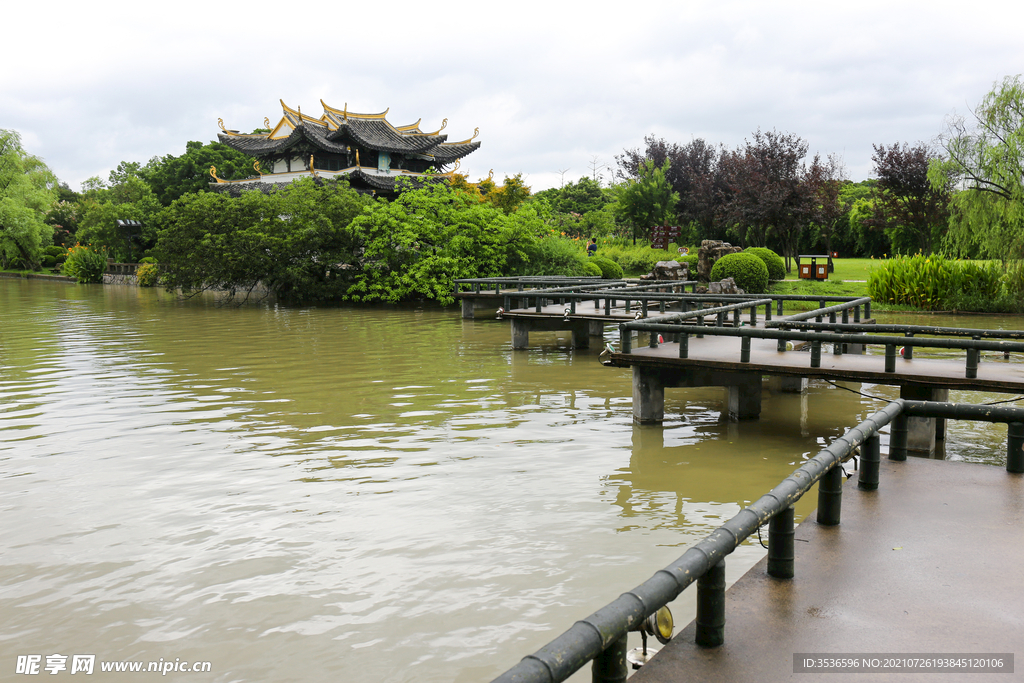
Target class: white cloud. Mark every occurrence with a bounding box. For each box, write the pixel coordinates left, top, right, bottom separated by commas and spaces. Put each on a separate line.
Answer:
3, 0, 1021, 190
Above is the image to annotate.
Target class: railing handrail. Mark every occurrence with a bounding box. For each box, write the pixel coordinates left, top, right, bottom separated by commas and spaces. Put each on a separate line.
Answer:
619, 323, 1024, 354
769, 320, 1024, 340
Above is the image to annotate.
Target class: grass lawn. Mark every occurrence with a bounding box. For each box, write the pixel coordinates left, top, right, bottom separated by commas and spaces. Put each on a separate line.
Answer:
782, 257, 876, 282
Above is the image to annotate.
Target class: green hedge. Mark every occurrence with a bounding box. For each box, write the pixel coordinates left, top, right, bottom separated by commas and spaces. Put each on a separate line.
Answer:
745, 247, 785, 281
709, 252, 769, 293
589, 256, 624, 279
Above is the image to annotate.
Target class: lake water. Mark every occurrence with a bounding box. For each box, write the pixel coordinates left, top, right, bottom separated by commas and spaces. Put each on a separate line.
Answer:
1, 278, 1018, 681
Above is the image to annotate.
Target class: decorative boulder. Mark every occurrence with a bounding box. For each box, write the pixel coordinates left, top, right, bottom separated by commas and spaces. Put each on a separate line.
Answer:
708, 277, 745, 295
697, 240, 743, 281
640, 260, 689, 281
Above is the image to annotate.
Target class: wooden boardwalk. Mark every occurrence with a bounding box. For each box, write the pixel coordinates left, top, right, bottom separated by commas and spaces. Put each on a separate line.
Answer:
632, 455, 1023, 683
608, 332, 1024, 394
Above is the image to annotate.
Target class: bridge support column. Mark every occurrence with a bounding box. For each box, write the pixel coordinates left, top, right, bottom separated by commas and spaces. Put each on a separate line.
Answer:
511, 319, 530, 349
632, 367, 665, 424
461, 297, 475, 319
571, 325, 591, 350
726, 374, 762, 420
589, 321, 604, 337
900, 386, 948, 457
768, 375, 807, 393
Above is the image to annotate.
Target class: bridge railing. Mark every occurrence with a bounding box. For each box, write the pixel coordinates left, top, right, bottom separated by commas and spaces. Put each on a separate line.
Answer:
502, 290, 868, 321
766, 320, 1024, 360
490, 399, 1024, 682
453, 276, 607, 295
616, 319, 1024, 379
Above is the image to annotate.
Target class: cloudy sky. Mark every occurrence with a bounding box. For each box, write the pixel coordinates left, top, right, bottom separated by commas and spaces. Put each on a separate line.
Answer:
4, 1, 1021, 192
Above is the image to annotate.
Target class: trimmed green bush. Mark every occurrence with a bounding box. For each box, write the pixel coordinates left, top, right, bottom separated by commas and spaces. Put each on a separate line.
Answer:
745, 247, 785, 281
589, 256, 624, 279
581, 261, 602, 277
41, 255, 57, 268
136, 262, 160, 287
710, 252, 769, 292
138, 256, 158, 265
44, 246, 65, 258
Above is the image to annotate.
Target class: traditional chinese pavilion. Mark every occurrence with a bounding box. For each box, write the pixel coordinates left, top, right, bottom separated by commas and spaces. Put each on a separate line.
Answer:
211, 100, 480, 194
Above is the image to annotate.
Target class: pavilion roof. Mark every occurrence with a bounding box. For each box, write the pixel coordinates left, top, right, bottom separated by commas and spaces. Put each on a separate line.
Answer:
217, 100, 480, 163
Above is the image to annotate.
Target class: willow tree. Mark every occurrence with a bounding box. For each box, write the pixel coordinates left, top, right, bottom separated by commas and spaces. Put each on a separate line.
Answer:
0, 129, 57, 269
931, 75, 1024, 260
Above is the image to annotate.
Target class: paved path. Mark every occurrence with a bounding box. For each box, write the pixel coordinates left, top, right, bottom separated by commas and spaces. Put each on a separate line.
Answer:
632, 456, 1023, 682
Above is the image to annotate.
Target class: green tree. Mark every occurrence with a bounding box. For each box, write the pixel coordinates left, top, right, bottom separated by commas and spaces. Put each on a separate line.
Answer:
932, 75, 1024, 260
344, 181, 541, 303
144, 141, 255, 206
0, 129, 57, 269
617, 159, 679, 244
485, 173, 532, 214
76, 176, 163, 261
156, 177, 370, 303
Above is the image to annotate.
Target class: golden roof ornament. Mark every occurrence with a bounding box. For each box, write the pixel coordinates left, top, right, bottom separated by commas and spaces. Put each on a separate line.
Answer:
264, 117, 271, 129
355, 149, 361, 167
253, 160, 263, 176
218, 118, 226, 131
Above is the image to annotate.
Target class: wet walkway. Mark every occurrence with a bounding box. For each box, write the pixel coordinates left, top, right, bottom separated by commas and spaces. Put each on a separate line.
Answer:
633, 456, 1023, 682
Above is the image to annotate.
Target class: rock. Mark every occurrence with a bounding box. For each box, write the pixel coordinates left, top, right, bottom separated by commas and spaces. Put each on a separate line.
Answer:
697, 240, 742, 281
708, 277, 745, 295
651, 260, 689, 280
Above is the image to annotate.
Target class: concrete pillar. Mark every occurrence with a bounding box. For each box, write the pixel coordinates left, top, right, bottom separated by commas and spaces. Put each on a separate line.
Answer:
633, 366, 665, 423
768, 375, 807, 393
461, 297, 474, 319
589, 321, 605, 337
571, 324, 590, 349
726, 374, 762, 420
899, 385, 948, 456
511, 319, 529, 349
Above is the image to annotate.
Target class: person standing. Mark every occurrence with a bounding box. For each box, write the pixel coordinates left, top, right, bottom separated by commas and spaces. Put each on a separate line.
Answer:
587, 238, 597, 257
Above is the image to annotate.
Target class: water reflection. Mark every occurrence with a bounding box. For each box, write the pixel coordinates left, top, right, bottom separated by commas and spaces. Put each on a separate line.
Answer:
1, 279, 1021, 682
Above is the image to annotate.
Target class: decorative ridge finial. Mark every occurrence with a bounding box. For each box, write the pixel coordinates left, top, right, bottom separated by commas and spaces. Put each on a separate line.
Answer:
254, 160, 262, 176
264, 117, 271, 130
218, 118, 226, 132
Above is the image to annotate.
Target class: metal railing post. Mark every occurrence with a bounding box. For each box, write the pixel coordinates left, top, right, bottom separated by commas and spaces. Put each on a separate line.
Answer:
696, 560, 725, 648
1008, 422, 1024, 474
816, 464, 844, 526
885, 344, 897, 373
903, 333, 914, 360
680, 333, 689, 358
591, 634, 628, 683
966, 345, 979, 379
810, 340, 822, 368
741, 336, 751, 363
889, 413, 908, 461
858, 434, 881, 491
767, 507, 795, 579
619, 324, 631, 354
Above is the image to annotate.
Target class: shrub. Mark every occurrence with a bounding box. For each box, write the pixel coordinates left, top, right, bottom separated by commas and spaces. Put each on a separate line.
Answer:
136, 262, 160, 287
44, 246, 65, 258
41, 255, 57, 268
589, 256, 624, 279
515, 235, 593, 276
745, 247, 785, 281
61, 245, 108, 283
709, 252, 769, 292
868, 254, 954, 310
580, 261, 602, 277
138, 256, 158, 265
